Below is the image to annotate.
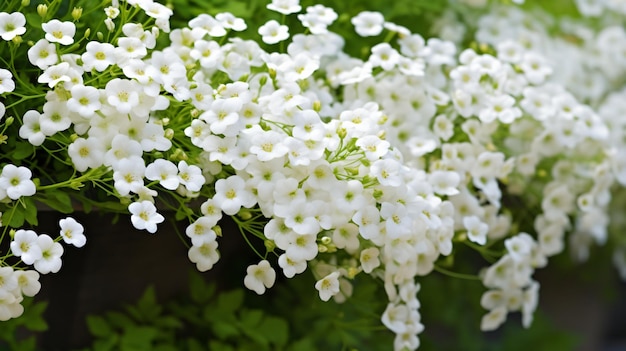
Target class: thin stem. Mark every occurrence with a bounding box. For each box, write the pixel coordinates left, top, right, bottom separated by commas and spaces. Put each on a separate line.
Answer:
433, 264, 481, 281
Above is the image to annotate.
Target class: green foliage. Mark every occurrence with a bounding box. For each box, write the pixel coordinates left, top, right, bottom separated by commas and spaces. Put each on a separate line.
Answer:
418, 272, 579, 351
77, 270, 394, 351
0, 297, 48, 351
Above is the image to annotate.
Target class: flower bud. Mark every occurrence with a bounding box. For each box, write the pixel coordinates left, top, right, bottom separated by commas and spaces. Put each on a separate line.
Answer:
21, 0, 30, 7
258, 75, 267, 87
4, 116, 13, 126
37, 4, 47, 18
264, 240, 276, 252
321, 236, 332, 245
238, 210, 252, 220
313, 100, 322, 112
190, 109, 199, 118
11, 36, 22, 45
164, 128, 174, 140
347, 267, 359, 279
72, 7, 83, 21
84, 28, 91, 39
104, 18, 115, 32
9, 229, 15, 240
337, 126, 347, 139
96, 31, 104, 41
318, 244, 328, 253
213, 225, 222, 237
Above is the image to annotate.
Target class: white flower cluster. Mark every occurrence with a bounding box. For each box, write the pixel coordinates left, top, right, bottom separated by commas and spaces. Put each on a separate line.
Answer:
1, 0, 626, 349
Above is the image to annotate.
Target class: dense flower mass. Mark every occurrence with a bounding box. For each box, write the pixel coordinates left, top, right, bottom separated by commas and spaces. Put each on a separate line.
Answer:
0, 0, 626, 349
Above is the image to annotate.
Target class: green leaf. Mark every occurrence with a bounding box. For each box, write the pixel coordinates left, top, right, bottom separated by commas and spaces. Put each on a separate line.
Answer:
22, 197, 38, 226
16, 336, 37, 351
189, 271, 215, 304
120, 326, 158, 350
23, 314, 47, 332
87, 315, 114, 338
239, 309, 264, 328
5, 206, 25, 228
134, 286, 162, 321
154, 315, 183, 330
208, 340, 235, 351
25, 13, 42, 29
186, 338, 205, 351
39, 191, 74, 214
214, 289, 244, 316
210, 321, 240, 340
257, 316, 289, 347
288, 339, 317, 351
105, 311, 135, 330
93, 335, 119, 351
12, 142, 34, 160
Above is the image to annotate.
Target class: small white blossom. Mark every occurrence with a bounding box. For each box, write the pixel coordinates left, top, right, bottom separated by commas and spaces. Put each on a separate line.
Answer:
244, 260, 276, 295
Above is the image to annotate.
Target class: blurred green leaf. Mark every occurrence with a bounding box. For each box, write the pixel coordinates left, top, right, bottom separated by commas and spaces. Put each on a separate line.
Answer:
87, 315, 114, 338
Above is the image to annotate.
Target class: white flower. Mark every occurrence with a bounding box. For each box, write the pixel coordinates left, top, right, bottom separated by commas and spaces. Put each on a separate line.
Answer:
0, 267, 17, 292
480, 306, 507, 331
244, 260, 276, 295
0, 164, 36, 200
185, 216, 218, 246
351, 11, 385, 37
59, 217, 86, 248
34, 234, 64, 274
0, 290, 22, 321
0, 12, 26, 41
37, 62, 71, 88
315, 271, 341, 301
212, 175, 255, 215
104, 134, 143, 168
188, 239, 220, 272
128, 200, 165, 234
145, 159, 179, 190
369, 43, 400, 71
113, 157, 146, 196
505, 233, 534, 262
258, 20, 289, 44
68, 137, 106, 172
247, 128, 289, 162
42, 20, 76, 45
371, 159, 402, 187
19, 110, 45, 146
10, 230, 42, 265
267, 0, 301, 15
428, 170, 460, 196
360, 247, 381, 273
274, 198, 321, 235
82, 41, 116, 72
277, 253, 307, 278
140, 1, 173, 20
105, 78, 140, 114
188, 14, 227, 37
177, 160, 205, 192
215, 12, 246, 31
0, 68, 15, 94
14, 270, 41, 297
104, 6, 120, 19
464, 215, 488, 245
28, 39, 58, 69
285, 232, 318, 261
67, 84, 101, 117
